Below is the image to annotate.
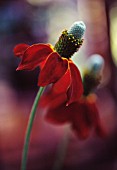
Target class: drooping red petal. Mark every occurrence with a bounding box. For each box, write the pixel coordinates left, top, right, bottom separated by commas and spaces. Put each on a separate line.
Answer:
45, 102, 70, 125
85, 99, 99, 127
85, 98, 106, 137
13, 43, 29, 58
70, 102, 91, 139
95, 122, 106, 138
45, 99, 91, 139
39, 88, 67, 109
52, 68, 71, 94
67, 61, 83, 105
38, 52, 68, 86
17, 44, 53, 70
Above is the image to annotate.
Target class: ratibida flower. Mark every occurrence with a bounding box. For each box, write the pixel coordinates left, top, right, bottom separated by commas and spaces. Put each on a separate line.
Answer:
13, 21, 87, 170
14, 21, 86, 105
13, 20, 107, 170
39, 90, 105, 139
39, 54, 106, 139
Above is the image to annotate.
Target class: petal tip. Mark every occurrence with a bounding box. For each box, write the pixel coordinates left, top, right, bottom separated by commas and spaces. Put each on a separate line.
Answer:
16, 66, 22, 71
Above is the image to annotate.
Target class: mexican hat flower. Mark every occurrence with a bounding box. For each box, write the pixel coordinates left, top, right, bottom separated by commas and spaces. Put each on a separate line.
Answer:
14, 21, 86, 105
39, 54, 105, 139
39, 91, 105, 139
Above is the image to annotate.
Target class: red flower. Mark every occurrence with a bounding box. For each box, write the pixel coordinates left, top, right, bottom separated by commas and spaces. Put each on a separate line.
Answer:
14, 43, 83, 105
39, 91, 105, 139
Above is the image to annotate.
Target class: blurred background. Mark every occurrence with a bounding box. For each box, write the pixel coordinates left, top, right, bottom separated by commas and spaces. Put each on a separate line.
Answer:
0, 0, 117, 169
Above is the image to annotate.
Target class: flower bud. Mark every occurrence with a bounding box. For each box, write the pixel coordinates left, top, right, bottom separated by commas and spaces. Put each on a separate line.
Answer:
83, 54, 105, 96
87, 54, 104, 75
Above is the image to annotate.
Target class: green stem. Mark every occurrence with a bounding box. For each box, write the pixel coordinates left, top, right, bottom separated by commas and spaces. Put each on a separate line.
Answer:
21, 86, 45, 170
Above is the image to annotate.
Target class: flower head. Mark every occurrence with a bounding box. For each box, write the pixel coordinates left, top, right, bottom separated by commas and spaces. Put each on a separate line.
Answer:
83, 54, 105, 96
14, 21, 86, 105
39, 54, 105, 139
39, 91, 105, 139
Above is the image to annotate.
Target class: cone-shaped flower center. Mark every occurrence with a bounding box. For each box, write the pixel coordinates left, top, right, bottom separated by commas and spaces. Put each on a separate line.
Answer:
83, 55, 104, 96
54, 21, 86, 59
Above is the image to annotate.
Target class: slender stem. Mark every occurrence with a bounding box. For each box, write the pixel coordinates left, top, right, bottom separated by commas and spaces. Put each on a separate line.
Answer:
21, 86, 45, 170
52, 125, 71, 170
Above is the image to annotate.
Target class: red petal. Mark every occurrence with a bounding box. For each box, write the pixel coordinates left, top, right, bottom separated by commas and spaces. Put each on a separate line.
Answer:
95, 123, 106, 138
45, 102, 70, 125
13, 43, 29, 58
85, 100, 106, 137
70, 102, 91, 139
67, 62, 83, 105
38, 52, 68, 86
17, 44, 53, 70
85, 101, 99, 126
52, 68, 71, 94
39, 88, 67, 109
